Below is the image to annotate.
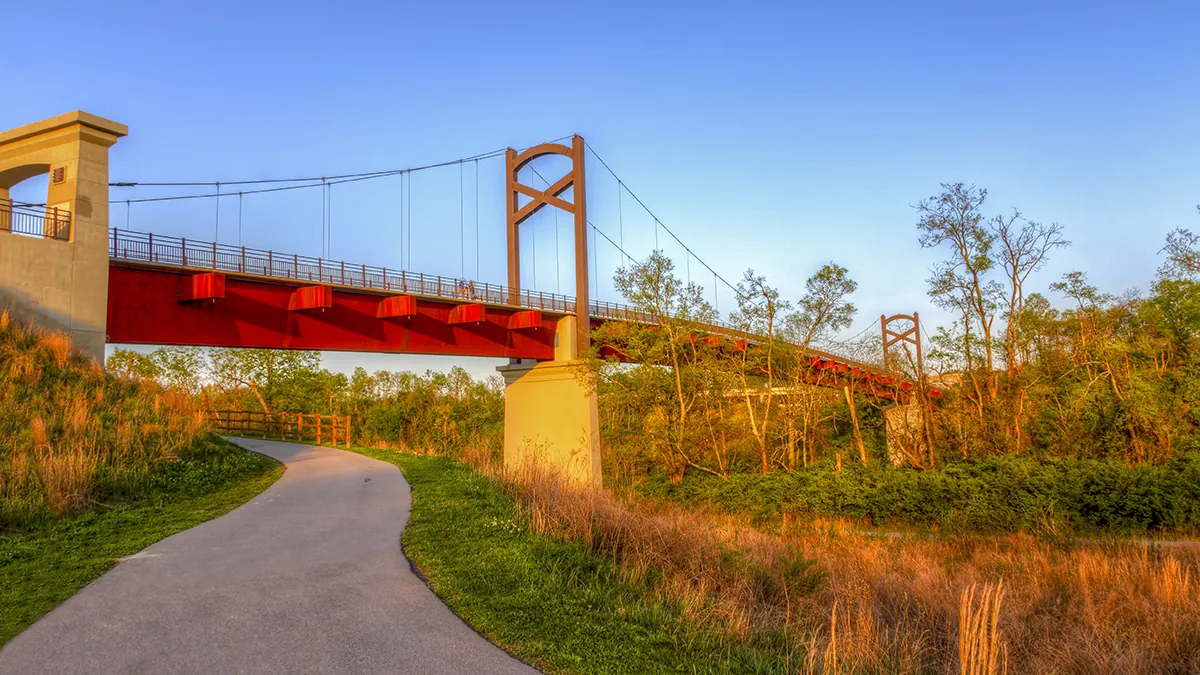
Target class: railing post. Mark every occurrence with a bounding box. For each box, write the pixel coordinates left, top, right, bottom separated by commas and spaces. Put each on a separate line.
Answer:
383, 267, 387, 290
212, 241, 218, 270
268, 250, 273, 276
241, 246, 246, 273
112, 229, 118, 258
362, 263, 367, 287
181, 237, 187, 266
148, 232, 154, 262
341, 261, 345, 285
293, 253, 298, 279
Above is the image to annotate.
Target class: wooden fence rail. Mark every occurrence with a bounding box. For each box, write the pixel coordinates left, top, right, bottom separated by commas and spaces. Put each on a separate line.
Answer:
206, 410, 351, 448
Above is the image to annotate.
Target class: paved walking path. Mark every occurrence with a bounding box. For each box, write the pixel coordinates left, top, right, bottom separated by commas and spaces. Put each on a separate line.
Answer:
0, 438, 537, 675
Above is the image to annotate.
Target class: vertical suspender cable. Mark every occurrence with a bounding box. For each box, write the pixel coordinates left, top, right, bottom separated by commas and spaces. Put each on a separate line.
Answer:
320, 178, 327, 257
459, 161, 465, 278
475, 158, 480, 280
714, 271, 719, 314
406, 172, 412, 270
618, 181, 624, 252
327, 182, 333, 258
554, 205, 560, 293
214, 181, 221, 241
125, 200, 130, 229
403, 170, 408, 267
238, 192, 243, 246
531, 202, 536, 290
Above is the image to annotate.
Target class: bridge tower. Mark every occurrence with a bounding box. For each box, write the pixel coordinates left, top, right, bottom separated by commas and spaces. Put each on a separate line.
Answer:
881, 312, 936, 465
498, 136, 601, 485
0, 112, 127, 362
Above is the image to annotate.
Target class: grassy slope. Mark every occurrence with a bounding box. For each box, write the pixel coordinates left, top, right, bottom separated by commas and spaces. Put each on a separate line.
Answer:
351, 447, 787, 675
0, 436, 280, 646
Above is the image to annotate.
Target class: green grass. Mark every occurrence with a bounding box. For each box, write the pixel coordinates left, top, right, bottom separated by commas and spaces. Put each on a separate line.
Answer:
0, 436, 281, 646
350, 447, 791, 674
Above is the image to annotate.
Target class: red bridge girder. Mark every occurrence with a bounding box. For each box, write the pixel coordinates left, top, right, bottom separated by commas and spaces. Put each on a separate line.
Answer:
106, 264, 560, 359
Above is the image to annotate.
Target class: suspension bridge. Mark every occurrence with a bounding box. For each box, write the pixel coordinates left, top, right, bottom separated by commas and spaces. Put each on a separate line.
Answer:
0, 111, 930, 483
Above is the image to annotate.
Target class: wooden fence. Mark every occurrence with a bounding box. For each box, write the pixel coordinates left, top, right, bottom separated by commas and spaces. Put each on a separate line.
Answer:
206, 410, 351, 448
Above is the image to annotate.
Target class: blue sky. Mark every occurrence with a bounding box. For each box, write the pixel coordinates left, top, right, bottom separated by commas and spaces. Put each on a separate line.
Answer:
4, 1, 1197, 379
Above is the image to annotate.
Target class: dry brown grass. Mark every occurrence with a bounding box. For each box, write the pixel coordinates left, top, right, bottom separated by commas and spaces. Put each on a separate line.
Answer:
0, 313, 206, 525
475, 453, 1200, 674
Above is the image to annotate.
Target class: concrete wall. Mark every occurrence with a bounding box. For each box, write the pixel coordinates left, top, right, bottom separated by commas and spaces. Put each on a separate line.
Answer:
0, 112, 126, 362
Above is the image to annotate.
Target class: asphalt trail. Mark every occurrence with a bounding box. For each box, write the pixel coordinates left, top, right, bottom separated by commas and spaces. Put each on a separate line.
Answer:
0, 438, 537, 674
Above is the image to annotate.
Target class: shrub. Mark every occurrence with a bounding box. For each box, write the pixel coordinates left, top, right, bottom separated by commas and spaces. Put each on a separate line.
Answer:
637, 451, 1200, 535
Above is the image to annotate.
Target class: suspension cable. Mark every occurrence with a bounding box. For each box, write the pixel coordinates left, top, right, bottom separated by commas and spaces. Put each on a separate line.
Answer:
583, 140, 749, 302
238, 192, 243, 246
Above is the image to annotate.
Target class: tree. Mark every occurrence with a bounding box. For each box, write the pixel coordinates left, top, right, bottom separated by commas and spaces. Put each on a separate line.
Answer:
729, 270, 790, 474
780, 263, 858, 467
208, 348, 322, 413
916, 183, 1001, 411
582, 251, 723, 480
106, 348, 160, 381
1161, 225, 1200, 280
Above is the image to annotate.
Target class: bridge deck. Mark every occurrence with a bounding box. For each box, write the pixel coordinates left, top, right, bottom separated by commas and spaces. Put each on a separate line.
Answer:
106, 229, 905, 395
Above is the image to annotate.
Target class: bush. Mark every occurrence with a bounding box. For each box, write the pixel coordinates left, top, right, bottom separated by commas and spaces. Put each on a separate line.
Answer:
638, 451, 1200, 535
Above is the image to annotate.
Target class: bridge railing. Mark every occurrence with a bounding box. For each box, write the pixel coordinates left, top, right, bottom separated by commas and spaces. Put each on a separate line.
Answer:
108, 229, 579, 314
0, 199, 71, 241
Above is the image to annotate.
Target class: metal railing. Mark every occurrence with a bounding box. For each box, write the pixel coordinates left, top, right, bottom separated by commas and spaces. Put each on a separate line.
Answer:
0, 199, 71, 240
109, 228, 578, 313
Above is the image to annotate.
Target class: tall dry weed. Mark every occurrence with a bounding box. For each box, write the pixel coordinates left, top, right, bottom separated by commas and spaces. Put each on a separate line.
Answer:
959, 583, 1006, 675
471, 452, 1200, 674
0, 318, 207, 526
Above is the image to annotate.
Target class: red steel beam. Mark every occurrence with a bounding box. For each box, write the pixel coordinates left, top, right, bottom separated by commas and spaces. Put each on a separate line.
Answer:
288, 285, 333, 312
448, 303, 485, 325
508, 310, 541, 330
107, 264, 558, 359
376, 295, 417, 319
178, 272, 225, 303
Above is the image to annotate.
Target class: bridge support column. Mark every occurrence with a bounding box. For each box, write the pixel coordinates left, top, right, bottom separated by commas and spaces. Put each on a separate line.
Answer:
883, 399, 929, 466
497, 316, 601, 486
0, 112, 127, 362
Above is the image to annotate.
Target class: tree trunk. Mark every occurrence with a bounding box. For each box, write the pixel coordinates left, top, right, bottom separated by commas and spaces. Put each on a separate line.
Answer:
844, 386, 867, 465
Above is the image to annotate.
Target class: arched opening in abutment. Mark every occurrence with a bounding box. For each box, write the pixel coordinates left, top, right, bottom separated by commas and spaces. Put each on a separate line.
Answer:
0, 167, 60, 238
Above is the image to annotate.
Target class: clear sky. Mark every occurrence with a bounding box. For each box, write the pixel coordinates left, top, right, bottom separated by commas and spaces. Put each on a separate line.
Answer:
4, 1, 1197, 379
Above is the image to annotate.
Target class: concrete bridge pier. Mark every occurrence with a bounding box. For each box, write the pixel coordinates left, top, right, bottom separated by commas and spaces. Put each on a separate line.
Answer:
0, 112, 126, 362
497, 316, 602, 486
883, 397, 932, 465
